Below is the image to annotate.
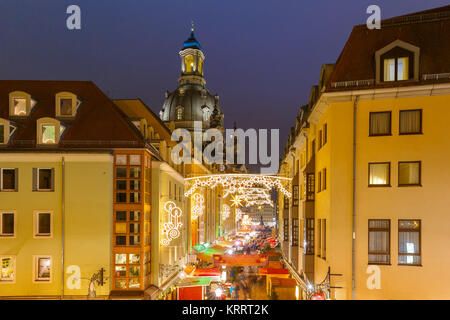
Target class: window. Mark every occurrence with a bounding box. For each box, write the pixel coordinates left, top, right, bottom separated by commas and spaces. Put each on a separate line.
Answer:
55, 92, 80, 117
114, 211, 141, 246
368, 220, 390, 265
176, 106, 184, 120
398, 161, 421, 186
317, 171, 322, 192
323, 123, 327, 145
322, 168, 327, 191
398, 220, 421, 266
283, 218, 289, 242
185, 55, 194, 73
114, 253, 141, 289
369, 162, 390, 187
202, 107, 210, 122
9, 91, 36, 117
293, 185, 299, 206
383, 57, 410, 82
0, 256, 15, 282
34, 168, 54, 191
34, 212, 52, 237
317, 219, 321, 257
305, 219, 314, 255
1, 168, 17, 191
399, 110, 422, 135
0, 124, 4, 144
306, 173, 315, 201
37, 118, 64, 145
0, 212, 15, 237
34, 256, 51, 282
292, 218, 299, 246
318, 130, 323, 149
369, 111, 391, 136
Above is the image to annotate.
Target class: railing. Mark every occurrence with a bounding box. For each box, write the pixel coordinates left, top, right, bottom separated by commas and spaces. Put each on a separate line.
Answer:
422, 73, 450, 81
381, 10, 450, 27
331, 79, 375, 88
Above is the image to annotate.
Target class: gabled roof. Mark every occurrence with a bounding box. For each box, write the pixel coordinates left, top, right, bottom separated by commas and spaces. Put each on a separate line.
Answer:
327, 5, 450, 91
114, 99, 175, 146
0, 80, 146, 150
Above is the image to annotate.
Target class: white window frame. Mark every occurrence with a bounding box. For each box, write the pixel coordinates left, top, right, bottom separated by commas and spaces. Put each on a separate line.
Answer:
0, 168, 17, 192
33, 211, 53, 238
0, 255, 16, 283
36, 168, 53, 191
0, 211, 16, 238
33, 255, 52, 283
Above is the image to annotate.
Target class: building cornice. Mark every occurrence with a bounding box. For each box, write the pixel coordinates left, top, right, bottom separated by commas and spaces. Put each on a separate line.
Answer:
309, 82, 450, 124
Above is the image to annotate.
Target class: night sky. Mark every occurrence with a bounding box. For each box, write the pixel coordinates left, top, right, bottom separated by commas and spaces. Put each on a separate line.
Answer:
0, 0, 448, 169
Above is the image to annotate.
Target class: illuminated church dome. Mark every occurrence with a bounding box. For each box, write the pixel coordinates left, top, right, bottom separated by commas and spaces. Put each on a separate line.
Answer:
160, 24, 224, 131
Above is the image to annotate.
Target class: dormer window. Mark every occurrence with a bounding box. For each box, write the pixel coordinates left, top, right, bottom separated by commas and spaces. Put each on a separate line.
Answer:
9, 91, 37, 117
0, 119, 16, 145
55, 92, 81, 117
37, 118, 65, 145
375, 40, 420, 84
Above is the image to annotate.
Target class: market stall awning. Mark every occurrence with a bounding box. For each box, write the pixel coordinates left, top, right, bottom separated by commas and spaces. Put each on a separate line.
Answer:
258, 268, 290, 275
270, 277, 297, 287
213, 254, 269, 267
176, 277, 212, 288
193, 268, 221, 277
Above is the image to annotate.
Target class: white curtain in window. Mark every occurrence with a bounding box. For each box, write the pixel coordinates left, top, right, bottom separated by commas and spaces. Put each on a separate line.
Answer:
384, 59, 396, 81
400, 110, 421, 134
397, 57, 409, 80
399, 162, 420, 185
370, 112, 390, 135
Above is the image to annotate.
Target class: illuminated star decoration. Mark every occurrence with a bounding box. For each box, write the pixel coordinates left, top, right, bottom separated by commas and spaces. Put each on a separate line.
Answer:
231, 195, 243, 207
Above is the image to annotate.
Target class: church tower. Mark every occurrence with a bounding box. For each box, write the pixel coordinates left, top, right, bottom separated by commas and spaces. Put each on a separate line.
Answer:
160, 24, 224, 132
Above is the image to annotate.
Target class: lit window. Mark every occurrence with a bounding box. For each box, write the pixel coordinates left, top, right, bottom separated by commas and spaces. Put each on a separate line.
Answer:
398, 161, 421, 186
369, 111, 391, 136
383, 57, 409, 82
0, 212, 15, 237
185, 55, 194, 73
37, 118, 63, 145
177, 106, 184, 120
1, 168, 17, 191
9, 91, 36, 117
42, 125, 56, 144
0, 256, 15, 282
34, 212, 52, 237
34, 256, 51, 282
199, 59, 203, 74
368, 220, 390, 265
399, 110, 422, 135
398, 220, 421, 265
369, 162, 390, 186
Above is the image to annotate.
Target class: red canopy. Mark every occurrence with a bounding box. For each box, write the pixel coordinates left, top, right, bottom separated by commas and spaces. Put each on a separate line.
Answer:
193, 268, 221, 277
258, 268, 290, 275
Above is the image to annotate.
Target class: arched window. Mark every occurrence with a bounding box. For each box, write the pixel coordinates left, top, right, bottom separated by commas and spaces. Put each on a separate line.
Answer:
176, 106, 184, 120
185, 55, 194, 73
199, 58, 203, 75
9, 91, 37, 117
37, 118, 64, 145
202, 107, 211, 122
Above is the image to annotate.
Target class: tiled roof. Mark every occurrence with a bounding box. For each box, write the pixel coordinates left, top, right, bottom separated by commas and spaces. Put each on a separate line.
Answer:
0, 80, 146, 150
327, 5, 450, 91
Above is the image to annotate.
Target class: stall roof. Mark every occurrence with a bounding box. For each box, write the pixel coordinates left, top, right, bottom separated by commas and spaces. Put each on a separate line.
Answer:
176, 277, 212, 288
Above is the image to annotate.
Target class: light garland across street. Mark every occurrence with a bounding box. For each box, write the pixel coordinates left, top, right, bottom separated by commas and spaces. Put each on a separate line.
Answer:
184, 174, 292, 208
191, 193, 205, 220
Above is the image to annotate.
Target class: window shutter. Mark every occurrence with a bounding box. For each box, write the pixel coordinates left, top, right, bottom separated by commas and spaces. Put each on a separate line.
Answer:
32, 168, 37, 191
50, 168, 55, 191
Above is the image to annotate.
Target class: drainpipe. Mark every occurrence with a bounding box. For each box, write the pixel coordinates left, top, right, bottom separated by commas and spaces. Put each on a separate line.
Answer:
61, 156, 66, 300
352, 96, 359, 300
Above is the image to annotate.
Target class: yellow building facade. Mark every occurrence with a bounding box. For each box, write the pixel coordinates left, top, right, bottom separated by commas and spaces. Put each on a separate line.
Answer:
280, 6, 450, 299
